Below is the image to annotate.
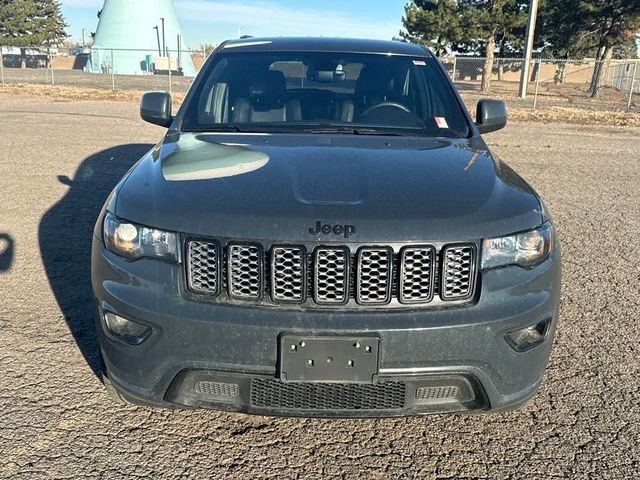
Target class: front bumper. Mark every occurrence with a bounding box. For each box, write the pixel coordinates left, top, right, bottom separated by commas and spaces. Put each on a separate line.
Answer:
92, 237, 561, 417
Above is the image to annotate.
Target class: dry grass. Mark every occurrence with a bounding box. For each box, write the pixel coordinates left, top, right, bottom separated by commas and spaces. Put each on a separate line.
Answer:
1, 82, 638, 128
509, 106, 640, 127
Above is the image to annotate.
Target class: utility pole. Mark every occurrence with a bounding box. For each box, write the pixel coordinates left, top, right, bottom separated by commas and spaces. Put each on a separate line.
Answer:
153, 26, 161, 56
518, 0, 539, 98
177, 34, 182, 73
160, 17, 166, 56
82, 28, 86, 47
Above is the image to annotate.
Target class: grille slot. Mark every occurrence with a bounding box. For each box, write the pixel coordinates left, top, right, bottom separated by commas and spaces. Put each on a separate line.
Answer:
186, 240, 220, 295
250, 379, 406, 410
270, 246, 306, 303
227, 243, 263, 300
313, 247, 349, 304
441, 244, 476, 300
399, 246, 436, 303
356, 247, 392, 304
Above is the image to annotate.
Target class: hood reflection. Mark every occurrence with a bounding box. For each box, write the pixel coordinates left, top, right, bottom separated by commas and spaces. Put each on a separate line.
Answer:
161, 133, 269, 181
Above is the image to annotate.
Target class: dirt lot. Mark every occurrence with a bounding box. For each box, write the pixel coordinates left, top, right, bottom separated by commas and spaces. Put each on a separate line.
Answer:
0, 93, 639, 479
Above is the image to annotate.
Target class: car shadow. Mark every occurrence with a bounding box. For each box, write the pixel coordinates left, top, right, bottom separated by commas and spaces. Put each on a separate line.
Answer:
0, 233, 15, 272
38, 144, 153, 378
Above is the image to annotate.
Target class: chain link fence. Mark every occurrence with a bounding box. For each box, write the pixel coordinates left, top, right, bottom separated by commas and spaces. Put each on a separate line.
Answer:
0, 46, 211, 95
442, 56, 640, 112
1, 46, 638, 113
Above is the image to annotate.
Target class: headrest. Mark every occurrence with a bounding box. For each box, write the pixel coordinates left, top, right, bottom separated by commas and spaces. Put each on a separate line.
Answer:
249, 70, 286, 110
355, 67, 394, 101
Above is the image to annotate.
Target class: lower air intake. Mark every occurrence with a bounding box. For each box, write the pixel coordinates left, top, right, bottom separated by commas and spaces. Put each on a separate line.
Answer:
250, 379, 406, 410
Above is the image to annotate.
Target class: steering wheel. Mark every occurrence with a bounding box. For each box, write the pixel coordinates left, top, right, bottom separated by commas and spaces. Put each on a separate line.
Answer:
360, 101, 411, 117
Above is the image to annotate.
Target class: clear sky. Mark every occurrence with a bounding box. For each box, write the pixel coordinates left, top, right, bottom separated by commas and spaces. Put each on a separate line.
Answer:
61, 0, 409, 48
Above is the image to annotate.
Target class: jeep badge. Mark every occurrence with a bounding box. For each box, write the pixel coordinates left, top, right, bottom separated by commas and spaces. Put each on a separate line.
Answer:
308, 221, 356, 238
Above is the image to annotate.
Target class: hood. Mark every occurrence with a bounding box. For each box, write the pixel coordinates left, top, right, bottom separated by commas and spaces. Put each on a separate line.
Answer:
115, 132, 542, 242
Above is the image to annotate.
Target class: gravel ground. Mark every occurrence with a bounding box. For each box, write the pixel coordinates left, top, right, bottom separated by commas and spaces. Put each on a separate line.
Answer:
0, 93, 639, 479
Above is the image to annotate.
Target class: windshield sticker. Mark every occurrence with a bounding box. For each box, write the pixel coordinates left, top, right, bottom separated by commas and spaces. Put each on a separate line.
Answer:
435, 116, 449, 129
412, 59, 426, 66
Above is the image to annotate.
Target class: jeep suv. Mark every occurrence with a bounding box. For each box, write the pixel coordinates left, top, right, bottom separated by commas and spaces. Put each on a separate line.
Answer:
92, 37, 560, 417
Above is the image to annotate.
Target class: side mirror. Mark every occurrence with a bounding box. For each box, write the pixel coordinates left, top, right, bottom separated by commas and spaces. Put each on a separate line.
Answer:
57, 174, 73, 186
475, 99, 507, 134
140, 91, 173, 127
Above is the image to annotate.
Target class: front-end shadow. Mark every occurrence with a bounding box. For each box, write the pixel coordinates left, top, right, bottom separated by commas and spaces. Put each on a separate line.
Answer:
38, 144, 153, 378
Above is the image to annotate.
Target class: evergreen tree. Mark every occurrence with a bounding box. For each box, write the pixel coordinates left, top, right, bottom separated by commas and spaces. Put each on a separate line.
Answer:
537, 0, 596, 84
0, 0, 67, 68
538, 0, 640, 92
538, 0, 596, 59
584, 0, 640, 96
401, 0, 463, 57
458, 0, 526, 92
401, 0, 526, 92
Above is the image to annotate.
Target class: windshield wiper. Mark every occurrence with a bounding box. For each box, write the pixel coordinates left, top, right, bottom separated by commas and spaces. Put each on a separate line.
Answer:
186, 124, 301, 134
185, 124, 463, 138
187, 124, 245, 132
308, 126, 411, 136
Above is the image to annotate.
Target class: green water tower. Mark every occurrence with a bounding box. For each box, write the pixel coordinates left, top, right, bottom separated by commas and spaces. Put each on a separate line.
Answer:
87, 0, 196, 76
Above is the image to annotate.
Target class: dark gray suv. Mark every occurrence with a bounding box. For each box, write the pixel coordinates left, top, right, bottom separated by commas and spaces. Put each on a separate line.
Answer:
92, 37, 560, 417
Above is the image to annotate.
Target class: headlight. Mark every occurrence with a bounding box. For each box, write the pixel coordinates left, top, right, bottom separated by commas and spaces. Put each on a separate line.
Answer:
482, 222, 554, 270
103, 212, 178, 261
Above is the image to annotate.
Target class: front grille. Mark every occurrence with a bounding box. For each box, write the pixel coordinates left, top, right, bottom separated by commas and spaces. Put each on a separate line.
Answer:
185, 240, 478, 307
250, 379, 406, 410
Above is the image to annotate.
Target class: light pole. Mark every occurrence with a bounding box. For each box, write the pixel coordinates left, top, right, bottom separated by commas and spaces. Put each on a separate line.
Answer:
160, 17, 166, 56
153, 26, 161, 56
81, 28, 86, 47
519, 0, 539, 99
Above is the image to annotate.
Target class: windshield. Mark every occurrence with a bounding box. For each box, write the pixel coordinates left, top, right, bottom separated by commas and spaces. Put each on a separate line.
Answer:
181, 51, 470, 138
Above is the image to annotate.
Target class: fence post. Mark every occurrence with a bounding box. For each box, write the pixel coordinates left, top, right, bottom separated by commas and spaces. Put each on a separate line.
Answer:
168, 51, 172, 95
111, 49, 115, 90
49, 48, 55, 86
533, 59, 541, 109
628, 61, 638, 111
44, 48, 49, 82
0, 47, 4, 86
451, 55, 457, 81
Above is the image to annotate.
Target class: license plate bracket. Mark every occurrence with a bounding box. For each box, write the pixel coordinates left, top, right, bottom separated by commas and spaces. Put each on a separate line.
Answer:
279, 335, 380, 383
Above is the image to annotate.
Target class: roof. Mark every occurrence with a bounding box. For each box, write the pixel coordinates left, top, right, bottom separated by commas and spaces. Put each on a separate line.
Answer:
221, 37, 432, 57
